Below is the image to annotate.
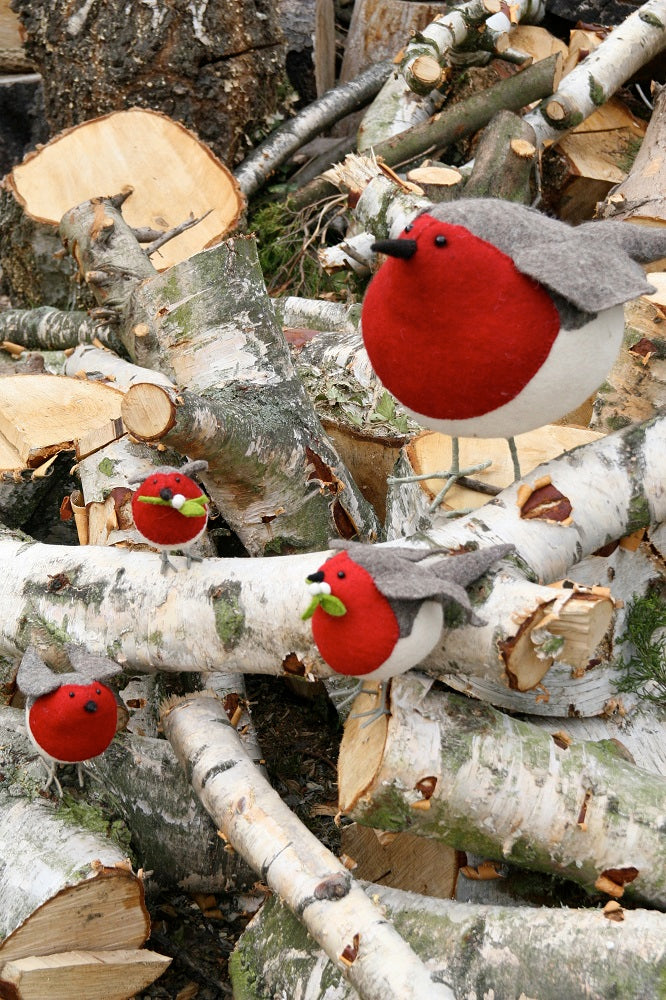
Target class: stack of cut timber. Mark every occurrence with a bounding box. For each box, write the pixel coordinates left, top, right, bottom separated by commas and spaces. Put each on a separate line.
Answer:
0, 372, 126, 528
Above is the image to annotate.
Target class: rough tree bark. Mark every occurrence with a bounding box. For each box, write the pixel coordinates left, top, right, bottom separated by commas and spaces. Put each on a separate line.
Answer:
11, 0, 286, 165
232, 882, 666, 1000
58, 197, 381, 555
338, 673, 666, 907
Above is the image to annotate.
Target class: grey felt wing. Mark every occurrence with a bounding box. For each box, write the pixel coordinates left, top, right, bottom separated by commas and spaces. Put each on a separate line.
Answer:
509, 239, 655, 312
428, 199, 659, 312
372, 544, 513, 602
65, 644, 121, 682
17, 647, 63, 698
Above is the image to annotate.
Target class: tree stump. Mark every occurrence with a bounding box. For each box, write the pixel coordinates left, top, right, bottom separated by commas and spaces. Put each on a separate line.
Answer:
11, 0, 286, 165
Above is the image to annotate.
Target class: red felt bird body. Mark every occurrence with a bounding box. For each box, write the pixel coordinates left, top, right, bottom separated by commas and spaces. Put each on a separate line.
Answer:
303, 541, 512, 686
130, 461, 209, 572
362, 200, 666, 441
18, 645, 121, 794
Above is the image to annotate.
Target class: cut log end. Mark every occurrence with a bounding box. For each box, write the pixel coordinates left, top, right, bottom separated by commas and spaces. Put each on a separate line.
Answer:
5, 108, 245, 272
410, 54, 444, 88
121, 382, 177, 441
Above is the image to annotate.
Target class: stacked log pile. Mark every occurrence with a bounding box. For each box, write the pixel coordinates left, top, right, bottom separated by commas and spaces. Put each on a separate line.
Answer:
0, 0, 665, 997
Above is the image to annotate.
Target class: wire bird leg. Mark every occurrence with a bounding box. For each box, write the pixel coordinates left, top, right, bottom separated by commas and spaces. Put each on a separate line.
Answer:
350, 682, 391, 729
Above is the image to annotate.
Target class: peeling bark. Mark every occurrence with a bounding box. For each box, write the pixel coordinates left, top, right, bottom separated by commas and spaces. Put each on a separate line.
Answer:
338, 673, 666, 907
232, 883, 666, 1000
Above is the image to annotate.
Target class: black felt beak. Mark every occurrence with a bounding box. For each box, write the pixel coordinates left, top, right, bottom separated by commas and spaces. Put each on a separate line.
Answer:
306, 570, 325, 583
372, 238, 418, 260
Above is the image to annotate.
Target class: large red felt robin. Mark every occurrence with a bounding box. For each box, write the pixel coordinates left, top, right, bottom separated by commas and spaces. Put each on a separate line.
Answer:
362, 199, 666, 501
303, 540, 511, 721
130, 460, 210, 572
17, 645, 121, 795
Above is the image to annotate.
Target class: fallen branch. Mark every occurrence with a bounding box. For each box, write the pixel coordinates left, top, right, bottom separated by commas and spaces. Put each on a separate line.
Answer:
290, 54, 561, 211
0, 307, 120, 353
161, 690, 455, 1000
338, 674, 666, 907
234, 61, 393, 198
0, 418, 664, 713
358, 0, 545, 150
233, 881, 666, 999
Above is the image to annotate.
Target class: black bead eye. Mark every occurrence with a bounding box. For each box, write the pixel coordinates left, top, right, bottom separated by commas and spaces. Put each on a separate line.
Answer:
404, 223, 413, 232
96, 688, 101, 695
434, 234, 447, 247
69, 691, 75, 698
337, 570, 346, 579
152, 478, 158, 484
175, 476, 181, 482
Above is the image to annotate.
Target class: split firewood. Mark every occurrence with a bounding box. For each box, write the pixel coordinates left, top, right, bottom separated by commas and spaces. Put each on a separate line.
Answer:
338, 673, 666, 907
0, 2, 32, 72
598, 82, 666, 225
542, 97, 647, 222
0, 708, 167, 997
340, 823, 461, 898
0, 108, 244, 308
0, 372, 124, 470
0, 950, 171, 1000
232, 882, 666, 1000
522, 0, 666, 146
57, 196, 381, 555
161, 690, 455, 1000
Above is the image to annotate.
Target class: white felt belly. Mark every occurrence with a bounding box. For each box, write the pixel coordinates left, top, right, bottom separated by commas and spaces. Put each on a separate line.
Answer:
363, 600, 444, 683
405, 305, 624, 439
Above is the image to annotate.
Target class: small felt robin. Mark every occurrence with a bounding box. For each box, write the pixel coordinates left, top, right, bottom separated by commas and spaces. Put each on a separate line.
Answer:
362, 199, 666, 503
303, 540, 512, 722
130, 460, 210, 573
17, 645, 121, 795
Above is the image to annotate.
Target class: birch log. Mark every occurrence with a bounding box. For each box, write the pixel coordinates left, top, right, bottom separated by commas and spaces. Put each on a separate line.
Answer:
59, 199, 381, 554
0, 308, 120, 353
161, 690, 455, 1000
0, 709, 160, 986
522, 0, 666, 146
358, 0, 545, 148
338, 674, 666, 907
598, 82, 666, 224
233, 61, 393, 198
232, 884, 666, 1000
0, 416, 664, 707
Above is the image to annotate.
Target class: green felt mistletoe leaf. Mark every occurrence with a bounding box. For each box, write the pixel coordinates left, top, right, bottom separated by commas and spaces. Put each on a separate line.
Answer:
301, 592, 347, 620
178, 495, 209, 517
137, 495, 169, 506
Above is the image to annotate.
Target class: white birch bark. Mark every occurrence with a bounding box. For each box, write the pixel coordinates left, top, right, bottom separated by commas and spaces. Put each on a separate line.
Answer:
338, 673, 666, 907
0, 417, 663, 718
0, 708, 149, 965
358, 0, 546, 148
233, 883, 666, 1000
523, 0, 666, 147
162, 690, 455, 1000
